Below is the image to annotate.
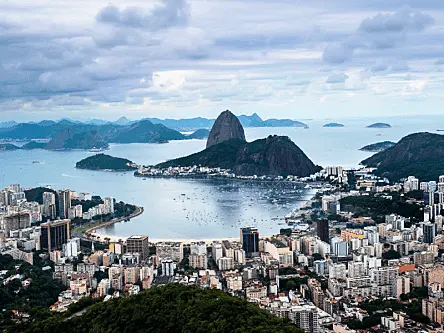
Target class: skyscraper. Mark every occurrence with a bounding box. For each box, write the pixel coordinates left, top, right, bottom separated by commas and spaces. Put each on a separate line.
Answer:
40, 219, 71, 252
317, 219, 329, 243
423, 223, 436, 244
43, 192, 56, 218
240, 227, 259, 258
57, 190, 71, 219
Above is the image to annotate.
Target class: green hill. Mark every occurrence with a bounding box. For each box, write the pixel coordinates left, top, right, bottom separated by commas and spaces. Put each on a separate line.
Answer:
76, 154, 136, 171
158, 136, 320, 177
18, 284, 304, 333
359, 141, 396, 152
361, 132, 444, 181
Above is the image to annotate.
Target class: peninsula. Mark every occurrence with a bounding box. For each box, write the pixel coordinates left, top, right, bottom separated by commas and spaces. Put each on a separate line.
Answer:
359, 141, 396, 152
76, 154, 137, 171
153, 110, 320, 177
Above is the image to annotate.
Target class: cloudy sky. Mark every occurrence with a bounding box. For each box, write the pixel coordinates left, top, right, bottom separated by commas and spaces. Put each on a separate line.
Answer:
1, 0, 444, 121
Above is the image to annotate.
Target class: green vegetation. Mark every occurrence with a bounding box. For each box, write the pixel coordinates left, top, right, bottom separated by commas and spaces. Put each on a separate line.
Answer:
76, 154, 137, 171
24, 187, 57, 205
362, 132, 444, 181
0, 254, 65, 331
158, 136, 320, 177
339, 195, 422, 223
12, 284, 305, 333
359, 141, 396, 152
382, 249, 401, 260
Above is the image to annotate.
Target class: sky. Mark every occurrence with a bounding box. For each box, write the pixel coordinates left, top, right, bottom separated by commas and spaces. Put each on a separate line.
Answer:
1, 0, 444, 121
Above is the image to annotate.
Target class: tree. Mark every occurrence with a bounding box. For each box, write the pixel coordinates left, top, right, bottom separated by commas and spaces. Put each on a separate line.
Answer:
382, 249, 401, 260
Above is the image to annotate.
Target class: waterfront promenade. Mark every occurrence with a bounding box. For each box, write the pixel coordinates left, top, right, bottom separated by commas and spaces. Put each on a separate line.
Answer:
83, 205, 144, 241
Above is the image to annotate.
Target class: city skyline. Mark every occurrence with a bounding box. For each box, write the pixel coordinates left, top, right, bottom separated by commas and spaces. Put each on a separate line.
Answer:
2, 0, 444, 121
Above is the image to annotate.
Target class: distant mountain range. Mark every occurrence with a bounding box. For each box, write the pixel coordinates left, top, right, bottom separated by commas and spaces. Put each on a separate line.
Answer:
0, 119, 206, 150
0, 113, 308, 132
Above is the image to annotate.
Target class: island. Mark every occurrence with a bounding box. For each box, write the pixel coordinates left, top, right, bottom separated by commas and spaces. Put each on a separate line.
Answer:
359, 141, 396, 152
76, 153, 137, 171
366, 122, 391, 128
323, 123, 344, 128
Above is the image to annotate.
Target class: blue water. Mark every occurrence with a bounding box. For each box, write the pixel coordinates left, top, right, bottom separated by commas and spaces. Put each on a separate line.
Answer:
0, 115, 441, 239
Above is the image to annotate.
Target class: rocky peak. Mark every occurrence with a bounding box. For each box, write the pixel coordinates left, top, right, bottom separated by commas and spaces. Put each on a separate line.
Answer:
206, 110, 246, 148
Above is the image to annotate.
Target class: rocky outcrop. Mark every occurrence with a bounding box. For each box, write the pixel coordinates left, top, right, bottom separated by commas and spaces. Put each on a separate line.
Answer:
206, 110, 246, 148
45, 128, 74, 150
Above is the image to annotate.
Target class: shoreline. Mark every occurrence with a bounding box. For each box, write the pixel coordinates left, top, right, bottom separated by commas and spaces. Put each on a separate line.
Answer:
83, 205, 144, 240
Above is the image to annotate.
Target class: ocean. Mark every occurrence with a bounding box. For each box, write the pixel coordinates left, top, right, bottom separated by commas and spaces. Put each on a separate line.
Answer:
0, 115, 440, 239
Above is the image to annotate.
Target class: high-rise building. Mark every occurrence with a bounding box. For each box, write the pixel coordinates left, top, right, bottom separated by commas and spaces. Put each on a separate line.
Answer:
288, 305, 320, 333
161, 260, 175, 276
0, 213, 31, 235
316, 219, 329, 243
189, 254, 207, 269
103, 197, 114, 214
240, 227, 259, 258
57, 190, 71, 219
40, 219, 71, 252
423, 223, 436, 244
404, 176, 419, 193
42, 192, 56, 218
212, 241, 223, 262
126, 235, 149, 260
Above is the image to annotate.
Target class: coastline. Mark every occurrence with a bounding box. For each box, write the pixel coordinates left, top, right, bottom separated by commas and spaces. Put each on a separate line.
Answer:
83, 205, 144, 240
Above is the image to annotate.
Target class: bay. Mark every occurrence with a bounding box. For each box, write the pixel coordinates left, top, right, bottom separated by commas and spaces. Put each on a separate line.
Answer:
0, 115, 440, 239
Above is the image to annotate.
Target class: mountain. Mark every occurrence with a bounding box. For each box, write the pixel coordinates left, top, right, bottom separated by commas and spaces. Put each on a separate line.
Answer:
361, 132, 444, 181
0, 119, 186, 147
232, 135, 320, 177
261, 119, 308, 128
0, 121, 18, 128
237, 113, 263, 127
45, 128, 74, 150
146, 117, 214, 131
367, 122, 391, 128
84, 119, 110, 126
113, 116, 131, 126
45, 129, 109, 150
323, 122, 344, 128
110, 120, 185, 143
360, 141, 396, 152
21, 141, 47, 149
64, 131, 109, 150
158, 111, 319, 177
206, 110, 246, 148
146, 113, 307, 130
76, 153, 136, 171
186, 129, 210, 139
0, 143, 20, 151
18, 285, 304, 333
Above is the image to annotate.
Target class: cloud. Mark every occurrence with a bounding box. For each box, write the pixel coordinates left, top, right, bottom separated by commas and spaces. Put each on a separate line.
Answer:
322, 7, 435, 64
325, 72, 349, 83
96, 0, 190, 30
359, 7, 434, 33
